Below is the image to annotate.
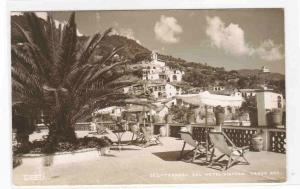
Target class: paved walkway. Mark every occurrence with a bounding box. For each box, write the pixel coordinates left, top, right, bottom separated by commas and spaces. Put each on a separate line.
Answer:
13, 131, 286, 185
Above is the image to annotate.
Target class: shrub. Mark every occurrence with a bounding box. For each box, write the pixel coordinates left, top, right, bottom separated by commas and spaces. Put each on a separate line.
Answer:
214, 105, 225, 114
271, 108, 281, 113
56, 142, 77, 152
13, 155, 22, 168
99, 136, 113, 148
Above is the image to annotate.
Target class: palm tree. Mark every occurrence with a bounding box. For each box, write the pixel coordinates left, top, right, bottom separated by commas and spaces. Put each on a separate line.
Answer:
12, 12, 135, 146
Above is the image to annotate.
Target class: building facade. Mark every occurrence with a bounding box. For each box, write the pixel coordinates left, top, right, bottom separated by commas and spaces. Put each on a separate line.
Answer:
256, 91, 284, 126
141, 51, 184, 82
123, 82, 182, 99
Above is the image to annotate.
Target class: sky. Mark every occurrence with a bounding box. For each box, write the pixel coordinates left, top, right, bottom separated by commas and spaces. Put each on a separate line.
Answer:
12, 9, 285, 74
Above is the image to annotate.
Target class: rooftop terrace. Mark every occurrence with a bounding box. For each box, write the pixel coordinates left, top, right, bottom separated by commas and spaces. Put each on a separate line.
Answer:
13, 131, 286, 185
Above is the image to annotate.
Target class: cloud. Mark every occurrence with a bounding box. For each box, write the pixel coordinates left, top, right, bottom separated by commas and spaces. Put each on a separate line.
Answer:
205, 16, 283, 61
255, 40, 283, 61
154, 15, 183, 44
110, 27, 141, 44
205, 16, 249, 56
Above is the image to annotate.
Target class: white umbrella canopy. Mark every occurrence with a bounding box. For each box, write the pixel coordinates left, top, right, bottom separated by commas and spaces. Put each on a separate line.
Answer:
176, 91, 244, 107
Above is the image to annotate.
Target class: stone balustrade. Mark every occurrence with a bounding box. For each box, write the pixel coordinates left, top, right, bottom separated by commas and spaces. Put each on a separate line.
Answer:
74, 121, 286, 154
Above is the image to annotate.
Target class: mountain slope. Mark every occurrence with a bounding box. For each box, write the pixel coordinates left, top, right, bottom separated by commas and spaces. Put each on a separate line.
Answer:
11, 15, 285, 94
236, 69, 284, 81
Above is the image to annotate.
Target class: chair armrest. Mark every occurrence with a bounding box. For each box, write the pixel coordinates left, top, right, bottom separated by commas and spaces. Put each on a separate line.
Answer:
235, 146, 250, 151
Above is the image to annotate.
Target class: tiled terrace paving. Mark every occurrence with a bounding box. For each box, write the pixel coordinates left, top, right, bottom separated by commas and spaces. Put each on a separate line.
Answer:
13, 131, 286, 185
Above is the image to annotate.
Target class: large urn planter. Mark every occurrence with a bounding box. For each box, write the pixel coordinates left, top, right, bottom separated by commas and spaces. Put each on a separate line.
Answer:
251, 133, 263, 151
98, 136, 112, 156
205, 112, 215, 125
159, 125, 167, 137
214, 106, 225, 126
240, 112, 250, 121
269, 109, 282, 126
187, 113, 195, 124
215, 112, 225, 126
99, 147, 110, 156
137, 113, 144, 123
154, 115, 161, 123
166, 114, 173, 123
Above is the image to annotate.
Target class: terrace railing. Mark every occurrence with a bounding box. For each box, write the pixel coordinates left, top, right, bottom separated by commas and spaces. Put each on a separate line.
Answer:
74, 122, 118, 131
152, 123, 286, 154
74, 121, 286, 154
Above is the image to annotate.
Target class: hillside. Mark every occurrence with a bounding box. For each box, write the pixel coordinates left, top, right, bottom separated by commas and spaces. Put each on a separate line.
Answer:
11, 14, 285, 94
236, 69, 284, 81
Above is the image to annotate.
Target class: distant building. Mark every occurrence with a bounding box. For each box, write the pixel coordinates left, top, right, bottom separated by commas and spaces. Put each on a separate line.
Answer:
207, 85, 225, 92
123, 82, 182, 99
239, 89, 260, 98
140, 51, 184, 82
261, 66, 270, 73
148, 83, 182, 99
94, 106, 124, 117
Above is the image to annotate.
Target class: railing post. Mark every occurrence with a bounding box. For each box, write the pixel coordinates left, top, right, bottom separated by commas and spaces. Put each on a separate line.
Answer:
166, 123, 170, 137
261, 128, 271, 151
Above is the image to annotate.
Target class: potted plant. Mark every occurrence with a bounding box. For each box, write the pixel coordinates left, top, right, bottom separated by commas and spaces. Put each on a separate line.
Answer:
166, 114, 173, 123
214, 105, 225, 126
159, 125, 167, 137
153, 115, 160, 123
240, 98, 258, 127
269, 108, 282, 127
98, 136, 112, 156
187, 108, 195, 124
251, 132, 264, 151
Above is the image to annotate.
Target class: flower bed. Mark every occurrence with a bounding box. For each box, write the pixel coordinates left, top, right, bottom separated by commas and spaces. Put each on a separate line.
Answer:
14, 136, 113, 155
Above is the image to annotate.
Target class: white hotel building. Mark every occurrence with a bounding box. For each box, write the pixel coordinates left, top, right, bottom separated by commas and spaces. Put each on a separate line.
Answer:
140, 51, 184, 82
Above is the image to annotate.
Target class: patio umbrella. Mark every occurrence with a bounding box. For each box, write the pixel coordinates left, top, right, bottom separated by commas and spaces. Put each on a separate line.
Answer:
175, 91, 244, 108
175, 91, 245, 156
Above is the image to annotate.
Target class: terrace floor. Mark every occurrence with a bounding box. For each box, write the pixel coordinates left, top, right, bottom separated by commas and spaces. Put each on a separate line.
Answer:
13, 130, 286, 185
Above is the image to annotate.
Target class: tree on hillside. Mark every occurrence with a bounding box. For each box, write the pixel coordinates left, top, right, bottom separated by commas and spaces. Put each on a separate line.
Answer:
11, 12, 136, 149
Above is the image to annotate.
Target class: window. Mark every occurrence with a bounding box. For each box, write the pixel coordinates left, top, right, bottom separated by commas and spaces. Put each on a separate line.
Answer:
277, 96, 282, 108
172, 75, 177, 81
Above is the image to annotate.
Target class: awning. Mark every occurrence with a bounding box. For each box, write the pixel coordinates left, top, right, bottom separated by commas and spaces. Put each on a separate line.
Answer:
176, 91, 244, 107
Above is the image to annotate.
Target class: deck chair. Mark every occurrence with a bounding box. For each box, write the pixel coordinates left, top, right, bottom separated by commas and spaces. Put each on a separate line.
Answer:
179, 132, 207, 162
208, 131, 249, 170
129, 124, 143, 144
141, 127, 162, 147
96, 123, 109, 135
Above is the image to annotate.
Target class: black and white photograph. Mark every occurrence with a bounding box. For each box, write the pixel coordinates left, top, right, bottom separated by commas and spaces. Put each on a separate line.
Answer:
9, 8, 289, 185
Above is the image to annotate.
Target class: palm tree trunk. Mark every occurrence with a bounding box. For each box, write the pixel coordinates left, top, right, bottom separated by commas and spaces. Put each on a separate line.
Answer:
47, 108, 77, 145
46, 89, 77, 144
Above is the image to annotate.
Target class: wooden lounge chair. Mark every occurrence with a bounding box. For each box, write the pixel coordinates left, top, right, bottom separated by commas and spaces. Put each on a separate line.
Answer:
141, 126, 162, 147
129, 124, 143, 143
179, 132, 207, 162
208, 131, 250, 170
96, 123, 109, 135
